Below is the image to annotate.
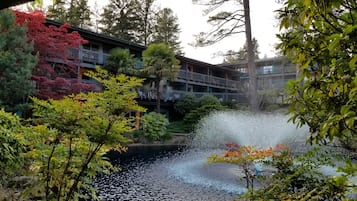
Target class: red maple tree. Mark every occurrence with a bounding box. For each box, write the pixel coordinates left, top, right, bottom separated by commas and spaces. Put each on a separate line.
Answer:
14, 10, 95, 100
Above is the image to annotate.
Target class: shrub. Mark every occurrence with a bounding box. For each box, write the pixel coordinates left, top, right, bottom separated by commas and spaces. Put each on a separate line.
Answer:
183, 104, 226, 131
0, 109, 25, 184
243, 148, 356, 201
141, 112, 170, 142
174, 93, 199, 115
198, 94, 221, 107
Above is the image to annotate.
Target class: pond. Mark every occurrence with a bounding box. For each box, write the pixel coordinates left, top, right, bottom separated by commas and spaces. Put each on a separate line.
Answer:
94, 111, 355, 200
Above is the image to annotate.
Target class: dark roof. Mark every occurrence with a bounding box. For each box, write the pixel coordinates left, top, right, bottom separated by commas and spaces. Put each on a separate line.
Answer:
45, 19, 146, 53
45, 19, 240, 72
0, 0, 33, 9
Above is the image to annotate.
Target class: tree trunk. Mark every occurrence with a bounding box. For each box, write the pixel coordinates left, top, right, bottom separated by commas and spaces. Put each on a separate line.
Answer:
156, 78, 161, 113
243, 0, 259, 112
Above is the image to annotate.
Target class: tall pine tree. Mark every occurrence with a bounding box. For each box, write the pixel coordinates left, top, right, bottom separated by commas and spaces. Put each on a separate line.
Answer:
152, 8, 183, 55
99, 0, 141, 42
47, 0, 91, 28
0, 10, 37, 112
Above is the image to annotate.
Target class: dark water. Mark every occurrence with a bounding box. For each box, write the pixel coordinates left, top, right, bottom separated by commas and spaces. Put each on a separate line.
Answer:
94, 145, 237, 201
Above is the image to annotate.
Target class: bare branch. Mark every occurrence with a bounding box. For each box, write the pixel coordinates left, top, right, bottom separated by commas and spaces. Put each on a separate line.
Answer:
192, 0, 245, 47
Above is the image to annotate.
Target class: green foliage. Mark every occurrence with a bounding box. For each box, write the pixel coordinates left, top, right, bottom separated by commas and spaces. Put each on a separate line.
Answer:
184, 104, 226, 131
244, 148, 356, 200
174, 93, 199, 115
180, 94, 226, 131
99, 0, 144, 42
198, 94, 221, 106
152, 8, 183, 55
104, 48, 136, 75
141, 112, 170, 142
0, 10, 37, 112
223, 38, 259, 63
142, 43, 180, 113
23, 68, 145, 200
0, 109, 25, 184
277, 0, 357, 147
166, 120, 191, 133
47, 0, 92, 28
142, 43, 180, 80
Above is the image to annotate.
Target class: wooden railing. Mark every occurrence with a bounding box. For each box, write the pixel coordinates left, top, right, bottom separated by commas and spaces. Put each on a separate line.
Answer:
177, 70, 240, 89
135, 88, 247, 102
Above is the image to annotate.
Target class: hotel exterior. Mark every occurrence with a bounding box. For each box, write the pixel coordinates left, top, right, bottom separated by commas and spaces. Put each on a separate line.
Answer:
46, 19, 297, 111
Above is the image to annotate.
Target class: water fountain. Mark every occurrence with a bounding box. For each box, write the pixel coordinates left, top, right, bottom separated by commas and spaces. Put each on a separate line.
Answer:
95, 111, 310, 200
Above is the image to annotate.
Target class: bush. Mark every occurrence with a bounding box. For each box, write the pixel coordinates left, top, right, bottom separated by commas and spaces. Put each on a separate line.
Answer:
184, 104, 226, 131
0, 109, 25, 184
243, 148, 356, 201
141, 112, 170, 142
167, 120, 191, 133
174, 93, 199, 115
198, 94, 221, 107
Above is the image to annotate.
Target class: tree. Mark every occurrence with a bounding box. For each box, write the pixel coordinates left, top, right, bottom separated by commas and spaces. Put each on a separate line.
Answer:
208, 143, 288, 190
99, 0, 141, 42
47, 0, 92, 28
25, 68, 145, 200
0, 10, 37, 112
223, 37, 259, 63
193, 0, 259, 111
152, 8, 183, 55
46, 0, 67, 23
15, 10, 95, 100
277, 0, 357, 148
142, 43, 180, 113
103, 48, 136, 75
136, 0, 156, 46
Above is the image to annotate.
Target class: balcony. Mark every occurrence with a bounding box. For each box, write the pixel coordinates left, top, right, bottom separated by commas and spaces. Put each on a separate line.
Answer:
176, 70, 240, 89
136, 88, 247, 103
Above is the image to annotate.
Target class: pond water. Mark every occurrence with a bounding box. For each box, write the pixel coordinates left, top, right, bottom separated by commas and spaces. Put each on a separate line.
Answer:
94, 111, 355, 200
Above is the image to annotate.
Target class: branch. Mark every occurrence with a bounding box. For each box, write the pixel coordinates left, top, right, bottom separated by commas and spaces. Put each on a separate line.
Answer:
57, 137, 73, 201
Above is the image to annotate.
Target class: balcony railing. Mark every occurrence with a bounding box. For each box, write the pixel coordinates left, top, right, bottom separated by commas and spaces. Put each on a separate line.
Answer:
135, 88, 246, 102
177, 70, 240, 89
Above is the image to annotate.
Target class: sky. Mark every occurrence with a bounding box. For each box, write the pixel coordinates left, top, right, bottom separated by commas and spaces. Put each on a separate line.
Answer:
156, 0, 282, 64
35, 0, 282, 64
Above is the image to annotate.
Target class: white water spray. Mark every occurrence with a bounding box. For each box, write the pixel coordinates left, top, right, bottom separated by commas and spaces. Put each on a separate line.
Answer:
192, 111, 308, 149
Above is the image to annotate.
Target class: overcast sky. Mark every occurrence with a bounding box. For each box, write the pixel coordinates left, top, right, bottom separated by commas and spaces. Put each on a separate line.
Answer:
38, 0, 282, 64
156, 0, 282, 64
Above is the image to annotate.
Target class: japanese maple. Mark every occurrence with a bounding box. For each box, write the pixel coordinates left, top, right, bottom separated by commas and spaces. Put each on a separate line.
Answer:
14, 10, 95, 99
208, 143, 289, 190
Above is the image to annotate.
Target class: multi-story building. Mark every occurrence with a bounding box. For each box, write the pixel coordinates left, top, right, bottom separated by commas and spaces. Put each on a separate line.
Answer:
46, 20, 245, 105
221, 56, 297, 91
46, 20, 297, 111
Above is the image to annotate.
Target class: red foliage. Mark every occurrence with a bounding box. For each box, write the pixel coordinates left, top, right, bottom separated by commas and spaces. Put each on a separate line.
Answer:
14, 10, 95, 99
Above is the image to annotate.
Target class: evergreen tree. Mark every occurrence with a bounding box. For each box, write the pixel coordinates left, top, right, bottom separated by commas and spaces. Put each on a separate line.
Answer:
47, 0, 67, 22
152, 8, 183, 55
67, 0, 92, 28
193, 0, 259, 111
0, 10, 37, 112
47, 0, 91, 28
99, 0, 141, 42
136, 0, 156, 46
223, 37, 259, 63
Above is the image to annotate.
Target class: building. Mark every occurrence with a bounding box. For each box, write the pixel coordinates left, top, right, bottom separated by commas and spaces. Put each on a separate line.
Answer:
46, 20, 245, 104
45, 20, 297, 111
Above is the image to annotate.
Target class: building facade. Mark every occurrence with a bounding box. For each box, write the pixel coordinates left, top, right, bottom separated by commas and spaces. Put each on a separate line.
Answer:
46, 20, 297, 109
